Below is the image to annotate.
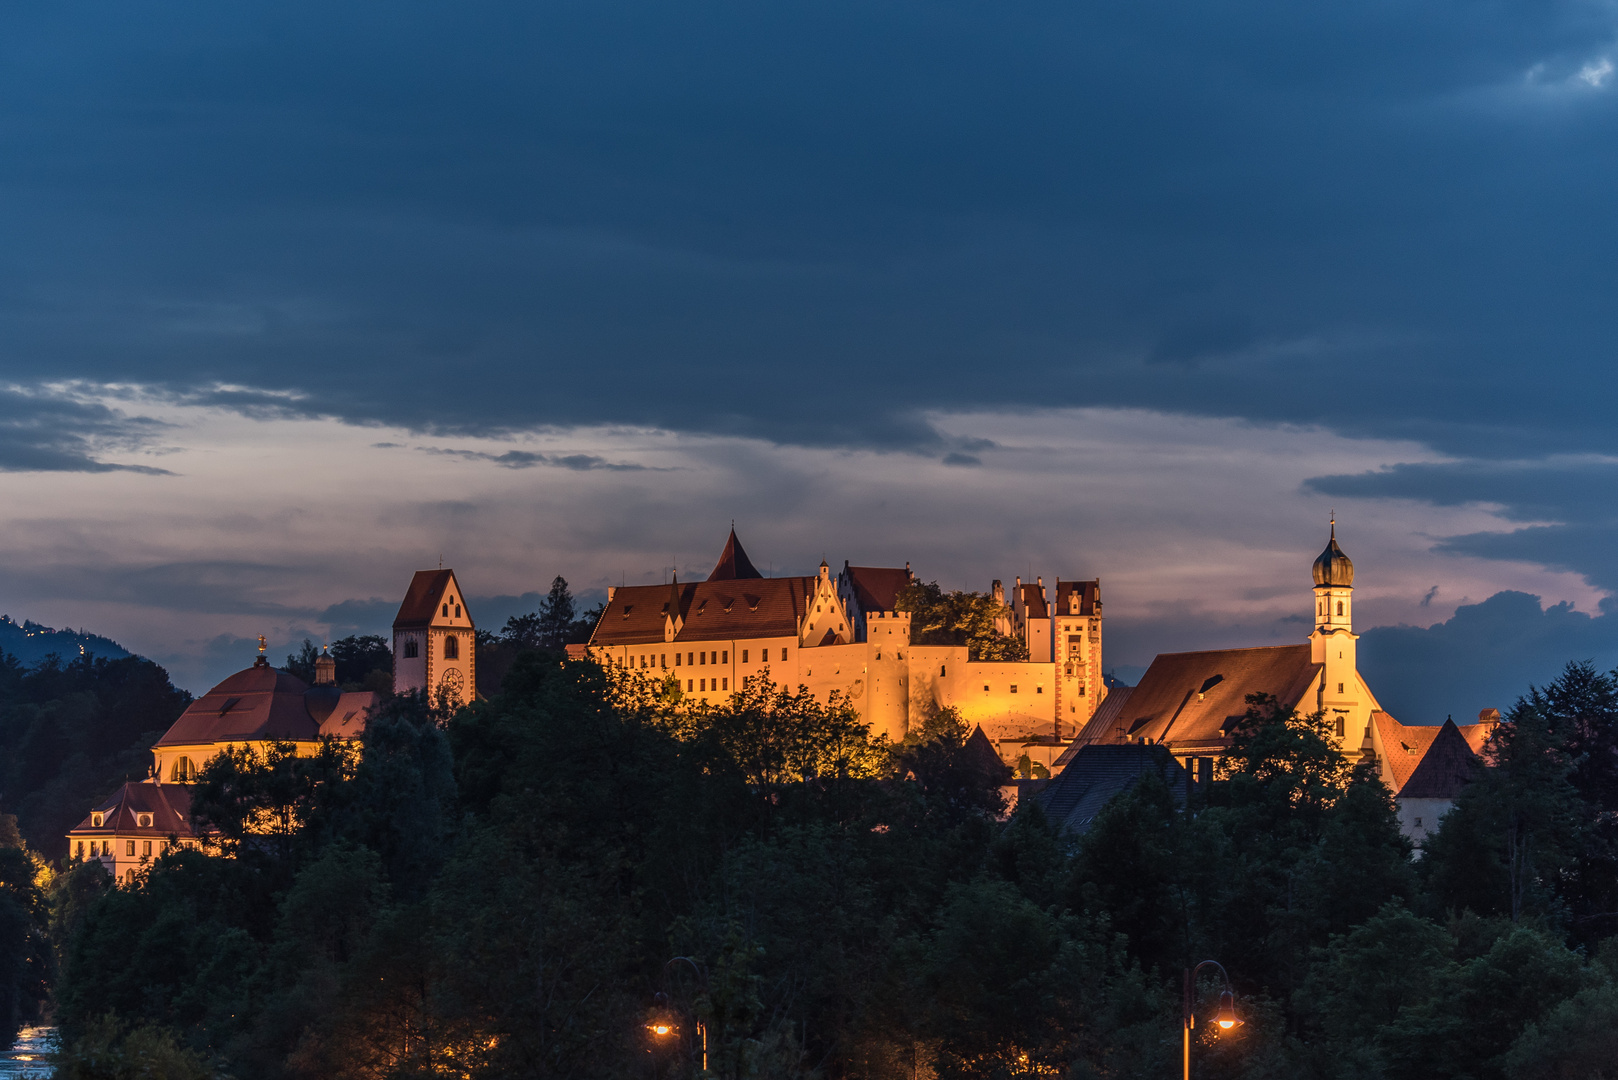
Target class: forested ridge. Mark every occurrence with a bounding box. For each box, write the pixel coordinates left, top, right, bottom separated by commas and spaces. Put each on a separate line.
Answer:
9, 651, 1618, 1077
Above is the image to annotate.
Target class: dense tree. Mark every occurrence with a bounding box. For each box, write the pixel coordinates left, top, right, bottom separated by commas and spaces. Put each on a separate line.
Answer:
0, 650, 191, 859
895, 580, 1029, 662
0, 817, 49, 1050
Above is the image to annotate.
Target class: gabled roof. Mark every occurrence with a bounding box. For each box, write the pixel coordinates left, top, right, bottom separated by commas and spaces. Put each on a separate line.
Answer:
1019, 583, 1049, 619
707, 529, 763, 581
842, 564, 911, 614
1372, 711, 1442, 792
1055, 580, 1101, 617
393, 569, 460, 629
1073, 645, 1320, 752
1035, 744, 1185, 834
1399, 718, 1479, 799
70, 781, 195, 838
1054, 685, 1135, 770
590, 576, 817, 646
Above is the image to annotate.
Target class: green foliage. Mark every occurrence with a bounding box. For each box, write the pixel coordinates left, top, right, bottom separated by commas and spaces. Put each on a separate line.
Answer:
896, 580, 1029, 662
41, 655, 1618, 1079
0, 824, 50, 1050
284, 635, 392, 689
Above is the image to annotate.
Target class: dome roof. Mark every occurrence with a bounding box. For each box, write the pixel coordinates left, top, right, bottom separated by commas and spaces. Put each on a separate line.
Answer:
1312, 524, 1354, 588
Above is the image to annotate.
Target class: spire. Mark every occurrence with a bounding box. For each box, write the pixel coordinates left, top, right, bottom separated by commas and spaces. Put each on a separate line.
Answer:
708, 528, 764, 581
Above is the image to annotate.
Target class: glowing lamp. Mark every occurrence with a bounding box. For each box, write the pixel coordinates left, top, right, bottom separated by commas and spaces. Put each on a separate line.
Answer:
1215, 990, 1241, 1030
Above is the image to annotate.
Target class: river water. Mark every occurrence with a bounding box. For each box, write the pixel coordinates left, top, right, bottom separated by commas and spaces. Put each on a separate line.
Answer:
0, 1028, 54, 1078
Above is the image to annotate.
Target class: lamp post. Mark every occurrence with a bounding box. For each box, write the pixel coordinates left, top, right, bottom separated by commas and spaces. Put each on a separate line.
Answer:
1182, 960, 1240, 1080
647, 956, 708, 1076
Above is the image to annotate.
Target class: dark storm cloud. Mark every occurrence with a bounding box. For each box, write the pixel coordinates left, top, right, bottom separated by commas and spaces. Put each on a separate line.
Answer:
419, 447, 648, 471
0, 0, 1613, 455
1309, 459, 1618, 590
0, 387, 171, 474
1359, 591, 1618, 724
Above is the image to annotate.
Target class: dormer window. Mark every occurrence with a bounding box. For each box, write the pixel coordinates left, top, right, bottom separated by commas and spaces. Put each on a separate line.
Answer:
136, 813, 153, 828
91, 813, 104, 828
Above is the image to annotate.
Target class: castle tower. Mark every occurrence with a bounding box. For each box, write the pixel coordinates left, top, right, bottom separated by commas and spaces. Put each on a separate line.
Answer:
1309, 519, 1361, 747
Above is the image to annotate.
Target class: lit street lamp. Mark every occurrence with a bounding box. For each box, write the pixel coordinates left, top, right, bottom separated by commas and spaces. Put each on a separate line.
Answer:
646, 957, 709, 1076
1183, 960, 1241, 1080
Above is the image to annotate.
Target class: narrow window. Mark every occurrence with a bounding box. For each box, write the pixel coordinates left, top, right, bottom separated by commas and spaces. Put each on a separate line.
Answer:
143, 841, 152, 857
686, 680, 693, 692
722, 678, 729, 690
688, 652, 694, 666
1078, 686, 1086, 696
700, 651, 706, 665
1336, 601, 1344, 616
742, 649, 749, 663
442, 603, 449, 617
940, 665, 946, 677
403, 639, 418, 659
456, 605, 462, 618
1338, 682, 1345, 694
660, 654, 666, 667
76, 841, 84, 859
700, 679, 706, 691
126, 840, 135, 857
444, 635, 459, 660
780, 648, 788, 661
1335, 716, 1345, 737
1010, 685, 1018, 694
722, 650, 728, 663
676, 653, 682, 666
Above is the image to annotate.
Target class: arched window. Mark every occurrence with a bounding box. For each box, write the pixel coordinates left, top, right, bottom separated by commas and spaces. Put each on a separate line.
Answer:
1336, 601, 1344, 616
443, 634, 459, 660
403, 639, 418, 659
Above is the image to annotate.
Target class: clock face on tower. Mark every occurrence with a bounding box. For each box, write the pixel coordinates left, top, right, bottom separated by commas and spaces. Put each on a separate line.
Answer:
439, 667, 466, 703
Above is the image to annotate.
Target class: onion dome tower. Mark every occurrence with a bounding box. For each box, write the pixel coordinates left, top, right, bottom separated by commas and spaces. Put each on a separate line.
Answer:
1312, 518, 1354, 631
1309, 516, 1366, 756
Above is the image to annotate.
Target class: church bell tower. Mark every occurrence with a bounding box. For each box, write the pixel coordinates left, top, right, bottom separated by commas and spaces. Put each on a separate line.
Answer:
1309, 518, 1362, 750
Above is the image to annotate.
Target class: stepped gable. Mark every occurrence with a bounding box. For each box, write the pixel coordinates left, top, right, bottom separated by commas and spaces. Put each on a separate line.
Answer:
1036, 744, 1185, 834
1399, 718, 1480, 799
1373, 711, 1444, 792
708, 528, 763, 581
591, 576, 816, 646
1061, 685, 1135, 766
1080, 645, 1319, 752
70, 781, 194, 839
843, 563, 911, 613
156, 661, 323, 746
1055, 580, 1100, 616
393, 569, 456, 629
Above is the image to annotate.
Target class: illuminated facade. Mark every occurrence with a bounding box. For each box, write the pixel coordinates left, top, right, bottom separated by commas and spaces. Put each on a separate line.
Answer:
587, 529, 1106, 761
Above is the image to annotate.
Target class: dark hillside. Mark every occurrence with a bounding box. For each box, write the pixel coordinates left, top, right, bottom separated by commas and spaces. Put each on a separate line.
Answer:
0, 651, 191, 861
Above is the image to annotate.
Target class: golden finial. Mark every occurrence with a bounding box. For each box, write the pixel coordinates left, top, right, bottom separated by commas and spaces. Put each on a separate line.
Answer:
257, 634, 267, 656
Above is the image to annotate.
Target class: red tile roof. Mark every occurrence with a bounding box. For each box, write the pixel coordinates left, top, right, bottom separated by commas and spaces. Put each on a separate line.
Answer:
843, 564, 911, 613
1399, 718, 1479, 799
1074, 645, 1320, 751
393, 569, 458, 629
157, 662, 324, 746
1019, 583, 1049, 619
1054, 685, 1135, 769
590, 576, 816, 646
69, 781, 196, 838
707, 529, 763, 581
1372, 711, 1443, 792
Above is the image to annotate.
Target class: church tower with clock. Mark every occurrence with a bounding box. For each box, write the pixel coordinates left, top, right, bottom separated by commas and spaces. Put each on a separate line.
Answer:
391, 569, 476, 705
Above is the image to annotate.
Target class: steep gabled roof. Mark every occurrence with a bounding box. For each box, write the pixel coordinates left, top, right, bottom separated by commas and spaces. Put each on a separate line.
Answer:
590, 576, 816, 646
1019, 583, 1049, 619
708, 529, 763, 581
393, 570, 458, 629
1073, 645, 1319, 751
843, 564, 911, 614
1036, 744, 1185, 834
1373, 711, 1443, 792
1399, 718, 1479, 799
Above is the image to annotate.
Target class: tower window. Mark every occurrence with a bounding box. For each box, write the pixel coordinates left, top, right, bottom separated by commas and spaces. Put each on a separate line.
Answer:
404, 639, 418, 659
443, 635, 459, 660
1338, 682, 1344, 694
1335, 716, 1345, 737
1337, 601, 1344, 616
442, 603, 449, 617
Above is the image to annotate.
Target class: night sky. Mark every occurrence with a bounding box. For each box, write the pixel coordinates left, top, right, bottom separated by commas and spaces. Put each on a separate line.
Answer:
2, 0, 1616, 716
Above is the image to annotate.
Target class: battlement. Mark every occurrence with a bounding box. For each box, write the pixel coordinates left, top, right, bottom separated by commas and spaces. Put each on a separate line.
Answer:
868, 610, 911, 621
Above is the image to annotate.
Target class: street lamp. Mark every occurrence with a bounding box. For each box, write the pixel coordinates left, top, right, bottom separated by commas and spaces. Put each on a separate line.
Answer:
1183, 960, 1241, 1080
652, 956, 708, 1076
